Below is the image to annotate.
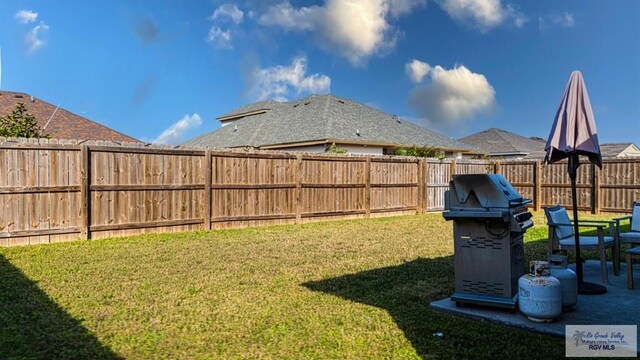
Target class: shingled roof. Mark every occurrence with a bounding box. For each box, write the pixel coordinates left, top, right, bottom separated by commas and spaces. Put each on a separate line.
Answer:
523, 142, 640, 160
0, 91, 139, 142
184, 94, 474, 152
458, 128, 545, 156
600, 143, 640, 158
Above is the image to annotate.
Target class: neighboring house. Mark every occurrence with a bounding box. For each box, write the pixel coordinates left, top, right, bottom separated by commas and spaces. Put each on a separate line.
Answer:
599, 143, 640, 158
525, 142, 640, 160
0, 91, 139, 142
184, 94, 475, 158
458, 128, 545, 160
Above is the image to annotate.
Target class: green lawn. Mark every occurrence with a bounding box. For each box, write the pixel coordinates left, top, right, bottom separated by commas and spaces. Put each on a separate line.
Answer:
0, 211, 627, 359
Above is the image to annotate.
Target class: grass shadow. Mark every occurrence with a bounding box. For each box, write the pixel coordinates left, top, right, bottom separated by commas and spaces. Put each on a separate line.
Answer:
303, 257, 454, 358
303, 244, 565, 358
0, 254, 121, 359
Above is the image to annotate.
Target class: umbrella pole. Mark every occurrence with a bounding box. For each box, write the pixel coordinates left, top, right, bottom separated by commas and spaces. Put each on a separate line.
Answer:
570, 162, 583, 283
569, 154, 606, 295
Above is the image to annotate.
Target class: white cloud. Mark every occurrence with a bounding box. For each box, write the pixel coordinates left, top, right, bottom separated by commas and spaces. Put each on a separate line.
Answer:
15, 10, 38, 24
206, 4, 245, 49
259, 2, 319, 30
153, 114, 202, 145
437, 0, 527, 31
511, 9, 529, 28
389, 0, 426, 17
320, 0, 394, 65
249, 55, 331, 101
405, 59, 432, 83
212, 4, 244, 24
539, 12, 575, 30
408, 62, 496, 129
258, 0, 424, 66
206, 26, 232, 49
26, 22, 49, 53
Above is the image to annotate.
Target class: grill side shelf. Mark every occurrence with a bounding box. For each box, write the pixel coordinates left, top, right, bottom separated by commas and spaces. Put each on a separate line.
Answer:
442, 211, 506, 220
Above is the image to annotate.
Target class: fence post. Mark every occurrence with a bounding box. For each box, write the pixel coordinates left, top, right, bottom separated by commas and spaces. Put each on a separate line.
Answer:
295, 154, 303, 223
365, 156, 372, 217
494, 161, 501, 175
450, 158, 457, 179
417, 159, 426, 213
80, 145, 91, 240
203, 149, 212, 230
534, 161, 542, 211
592, 163, 600, 214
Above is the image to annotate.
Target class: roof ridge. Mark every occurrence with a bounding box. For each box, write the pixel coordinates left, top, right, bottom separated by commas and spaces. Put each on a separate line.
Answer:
246, 106, 270, 146
0, 91, 30, 97
492, 128, 519, 152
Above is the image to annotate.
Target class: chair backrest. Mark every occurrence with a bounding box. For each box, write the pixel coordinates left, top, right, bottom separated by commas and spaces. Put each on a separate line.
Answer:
544, 205, 574, 240
632, 202, 640, 232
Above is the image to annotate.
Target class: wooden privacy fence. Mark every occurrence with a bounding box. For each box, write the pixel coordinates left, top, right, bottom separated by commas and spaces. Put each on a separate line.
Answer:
494, 159, 640, 214
0, 139, 424, 246
0, 138, 639, 246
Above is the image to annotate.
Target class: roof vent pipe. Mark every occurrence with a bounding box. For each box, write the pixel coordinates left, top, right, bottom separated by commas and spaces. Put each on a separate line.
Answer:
356, 129, 360, 136
234, 124, 238, 132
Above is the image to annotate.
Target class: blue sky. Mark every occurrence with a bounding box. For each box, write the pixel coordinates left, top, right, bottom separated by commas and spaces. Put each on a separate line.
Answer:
1, 0, 639, 145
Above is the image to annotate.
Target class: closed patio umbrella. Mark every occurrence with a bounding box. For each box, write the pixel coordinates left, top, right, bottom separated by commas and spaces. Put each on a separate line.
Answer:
544, 70, 605, 295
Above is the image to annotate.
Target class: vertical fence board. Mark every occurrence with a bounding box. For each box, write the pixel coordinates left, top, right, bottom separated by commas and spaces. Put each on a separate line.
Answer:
365, 157, 371, 217
80, 145, 90, 239
295, 154, 303, 223
534, 161, 541, 211
204, 150, 212, 230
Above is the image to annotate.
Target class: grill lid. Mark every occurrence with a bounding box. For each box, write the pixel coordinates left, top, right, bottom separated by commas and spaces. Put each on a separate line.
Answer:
449, 174, 528, 209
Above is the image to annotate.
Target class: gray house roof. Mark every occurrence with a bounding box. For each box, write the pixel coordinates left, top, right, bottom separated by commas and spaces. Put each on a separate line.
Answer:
184, 94, 474, 152
522, 143, 640, 160
600, 143, 640, 158
458, 128, 545, 156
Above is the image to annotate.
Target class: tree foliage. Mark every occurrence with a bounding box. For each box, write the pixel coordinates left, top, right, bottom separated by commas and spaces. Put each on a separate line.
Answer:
0, 103, 48, 138
393, 145, 444, 159
327, 143, 347, 154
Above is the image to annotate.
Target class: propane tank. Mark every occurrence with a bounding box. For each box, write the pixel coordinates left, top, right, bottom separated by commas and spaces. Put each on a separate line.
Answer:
549, 252, 578, 310
518, 261, 562, 322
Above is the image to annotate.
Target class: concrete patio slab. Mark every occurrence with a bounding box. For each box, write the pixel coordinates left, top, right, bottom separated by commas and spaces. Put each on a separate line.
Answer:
431, 260, 639, 350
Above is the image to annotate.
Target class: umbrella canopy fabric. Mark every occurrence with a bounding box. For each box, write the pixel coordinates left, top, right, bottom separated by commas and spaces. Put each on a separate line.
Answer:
544, 71, 602, 168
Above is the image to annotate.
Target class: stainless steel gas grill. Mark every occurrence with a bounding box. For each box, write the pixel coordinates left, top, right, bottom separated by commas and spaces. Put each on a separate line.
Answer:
442, 174, 533, 309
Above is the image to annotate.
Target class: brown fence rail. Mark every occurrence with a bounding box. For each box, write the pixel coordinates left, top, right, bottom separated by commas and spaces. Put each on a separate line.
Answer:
0, 137, 638, 246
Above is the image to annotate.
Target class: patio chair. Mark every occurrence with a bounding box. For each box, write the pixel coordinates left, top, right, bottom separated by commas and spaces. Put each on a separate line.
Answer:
614, 201, 640, 248
614, 202, 640, 282
626, 247, 640, 289
544, 205, 619, 284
